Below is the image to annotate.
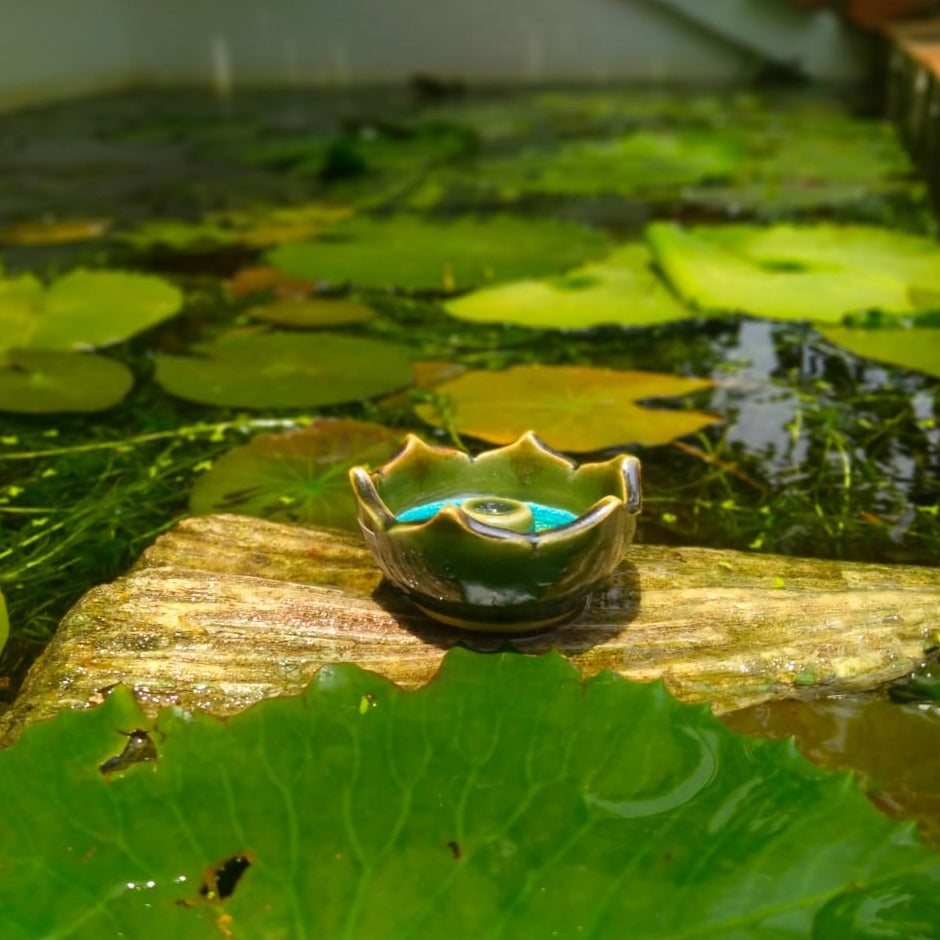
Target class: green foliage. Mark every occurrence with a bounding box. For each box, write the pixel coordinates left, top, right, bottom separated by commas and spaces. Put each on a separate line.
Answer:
473, 130, 743, 197
0, 268, 182, 353
820, 324, 940, 378
415, 364, 720, 451
266, 215, 612, 292
444, 243, 694, 329
647, 222, 940, 322
189, 418, 402, 529
120, 204, 351, 252
0, 350, 133, 413
154, 331, 413, 409
1, 650, 938, 939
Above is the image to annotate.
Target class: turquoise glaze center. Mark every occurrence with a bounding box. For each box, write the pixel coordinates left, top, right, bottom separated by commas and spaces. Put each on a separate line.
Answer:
397, 497, 577, 532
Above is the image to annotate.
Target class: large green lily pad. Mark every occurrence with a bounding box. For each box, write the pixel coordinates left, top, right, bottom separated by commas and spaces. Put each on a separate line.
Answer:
266, 215, 612, 292
154, 331, 412, 409
0, 650, 937, 939
444, 243, 693, 329
0, 350, 134, 413
0, 268, 182, 353
647, 223, 940, 322
819, 324, 940, 379
415, 364, 720, 451
189, 418, 401, 529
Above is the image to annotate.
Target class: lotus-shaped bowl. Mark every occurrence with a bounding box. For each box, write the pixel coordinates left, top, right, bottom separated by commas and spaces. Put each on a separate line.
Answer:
349, 432, 641, 631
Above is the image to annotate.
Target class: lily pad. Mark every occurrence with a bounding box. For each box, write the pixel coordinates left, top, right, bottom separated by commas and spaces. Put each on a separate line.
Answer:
0, 217, 110, 245
480, 130, 742, 197
819, 324, 940, 379
0, 650, 937, 939
266, 215, 612, 292
247, 297, 375, 328
444, 243, 693, 329
647, 222, 940, 322
0, 268, 182, 353
414, 364, 720, 451
0, 350, 134, 413
189, 418, 401, 529
154, 331, 412, 409
122, 203, 351, 252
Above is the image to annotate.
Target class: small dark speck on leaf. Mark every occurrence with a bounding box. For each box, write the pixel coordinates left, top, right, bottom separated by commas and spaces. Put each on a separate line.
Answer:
178, 852, 255, 906
99, 729, 158, 774
447, 840, 462, 860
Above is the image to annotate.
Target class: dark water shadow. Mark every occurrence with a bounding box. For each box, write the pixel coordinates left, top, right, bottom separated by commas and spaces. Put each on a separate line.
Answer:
370, 560, 641, 656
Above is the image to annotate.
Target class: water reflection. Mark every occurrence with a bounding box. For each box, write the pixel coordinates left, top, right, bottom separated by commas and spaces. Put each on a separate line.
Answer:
721, 695, 940, 847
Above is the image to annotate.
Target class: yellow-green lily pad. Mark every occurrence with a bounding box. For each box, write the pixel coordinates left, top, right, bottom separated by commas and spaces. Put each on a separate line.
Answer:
819, 324, 940, 378
0, 268, 182, 353
154, 331, 412, 409
444, 243, 693, 329
121, 203, 351, 251
480, 130, 742, 197
647, 223, 940, 322
190, 418, 401, 529
247, 297, 375, 328
266, 215, 612, 292
415, 364, 720, 451
0, 350, 134, 413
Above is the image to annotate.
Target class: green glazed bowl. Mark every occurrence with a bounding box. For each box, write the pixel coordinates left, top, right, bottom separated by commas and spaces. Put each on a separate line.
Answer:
349, 432, 641, 631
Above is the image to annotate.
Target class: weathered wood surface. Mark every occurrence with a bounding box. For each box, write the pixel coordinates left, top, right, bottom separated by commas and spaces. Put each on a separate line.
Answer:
2, 513, 938, 744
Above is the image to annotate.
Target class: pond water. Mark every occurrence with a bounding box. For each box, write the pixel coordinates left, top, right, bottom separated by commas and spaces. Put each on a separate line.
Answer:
0, 84, 938, 850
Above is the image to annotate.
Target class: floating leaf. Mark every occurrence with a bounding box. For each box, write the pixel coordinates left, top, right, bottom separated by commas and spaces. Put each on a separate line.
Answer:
247, 297, 375, 328
0, 268, 182, 352
0, 586, 7, 654
0, 217, 110, 245
189, 418, 401, 529
122, 203, 351, 251
647, 222, 940, 322
0, 650, 938, 939
415, 364, 720, 451
267, 215, 611, 292
444, 243, 692, 329
228, 265, 321, 300
0, 350, 133, 413
481, 130, 742, 197
154, 331, 412, 409
819, 324, 940, 378
407, 129, 742, 209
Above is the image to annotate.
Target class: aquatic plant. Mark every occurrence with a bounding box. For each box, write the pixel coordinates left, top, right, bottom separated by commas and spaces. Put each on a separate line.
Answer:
154, 331, 413, 409
414, 364, 720, 451
0, 267, 182, 352
190, 418, 401, 529
267, 215, 612, 292
0, 349, 133, 414
444, 243, 693, 330
647, 222, 940, 322
0, 650, 936, 938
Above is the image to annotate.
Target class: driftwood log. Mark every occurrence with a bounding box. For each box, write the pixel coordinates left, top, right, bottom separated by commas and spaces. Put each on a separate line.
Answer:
1, 513, 937, 745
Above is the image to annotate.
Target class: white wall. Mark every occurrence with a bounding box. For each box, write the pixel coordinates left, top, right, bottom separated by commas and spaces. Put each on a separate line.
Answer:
124, 0, 757, 89
0, 0, 135, 109
0, 0, 868, 111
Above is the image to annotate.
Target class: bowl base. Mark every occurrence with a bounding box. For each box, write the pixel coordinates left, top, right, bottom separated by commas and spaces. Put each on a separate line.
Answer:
413, 599, 585, 633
